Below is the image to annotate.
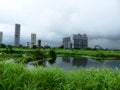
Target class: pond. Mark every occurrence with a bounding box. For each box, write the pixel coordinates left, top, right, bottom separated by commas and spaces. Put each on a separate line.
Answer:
27, 56, 120, 71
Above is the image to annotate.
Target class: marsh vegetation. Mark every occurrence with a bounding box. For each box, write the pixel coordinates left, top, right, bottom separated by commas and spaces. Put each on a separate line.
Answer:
0, 62, 120, 90
0, 48, 120, 89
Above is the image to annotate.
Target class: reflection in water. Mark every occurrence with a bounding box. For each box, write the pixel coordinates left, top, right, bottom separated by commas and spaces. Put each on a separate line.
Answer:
62, 57, 70, 63
27, 56, 120, 71
48, 58, 56, 65
72, 57, 88, 67
37, 57, 57, 66
104, 60, 120, 69
62, 57, 88, 67
37, 60, 45, 66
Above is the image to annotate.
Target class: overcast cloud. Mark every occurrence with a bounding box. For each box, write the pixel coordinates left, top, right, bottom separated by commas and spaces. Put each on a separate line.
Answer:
0, 0, 120, 48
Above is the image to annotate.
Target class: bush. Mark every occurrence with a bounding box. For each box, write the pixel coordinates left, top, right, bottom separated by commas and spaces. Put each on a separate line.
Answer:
49, 49, 56, 59
33, 49, 45, 60
4, 47, 14, 54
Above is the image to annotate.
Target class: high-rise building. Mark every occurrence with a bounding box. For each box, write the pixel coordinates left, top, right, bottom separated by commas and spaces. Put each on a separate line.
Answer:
63, 33, 88, 49
38, 40, 41, 48
0, 32, 3, 45
26, 42, 30, 47
31, 33, 36, 47
63, 37, 72, 49
73, 34, 88, 49
15, 24, 20, 47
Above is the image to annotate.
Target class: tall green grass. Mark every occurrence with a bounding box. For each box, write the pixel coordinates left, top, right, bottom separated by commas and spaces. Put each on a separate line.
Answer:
0, 62, 120, 90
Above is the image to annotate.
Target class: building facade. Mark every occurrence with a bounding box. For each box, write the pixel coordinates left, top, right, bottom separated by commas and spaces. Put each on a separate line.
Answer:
38, 40, 41, 48
63, 34, 88, 49
63, 37, 72, 49
27, 42, 30, 47
31, 33, 36, 47
73, 34, 88, 49
15, 24, 20, 47
0, 32, 3, 45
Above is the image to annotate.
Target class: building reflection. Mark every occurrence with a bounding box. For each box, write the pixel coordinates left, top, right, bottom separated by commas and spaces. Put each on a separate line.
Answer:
72, 57, 88, 67
62, 57, 88, 68
62, 57, 71, 63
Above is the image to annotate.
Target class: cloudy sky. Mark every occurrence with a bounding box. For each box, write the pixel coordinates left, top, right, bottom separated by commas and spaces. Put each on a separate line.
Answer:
0, 0, 120, 48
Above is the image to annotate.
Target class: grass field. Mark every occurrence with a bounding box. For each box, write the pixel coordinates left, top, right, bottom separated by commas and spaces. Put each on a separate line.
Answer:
0, 48, 120, 89
0, 62, 120, 90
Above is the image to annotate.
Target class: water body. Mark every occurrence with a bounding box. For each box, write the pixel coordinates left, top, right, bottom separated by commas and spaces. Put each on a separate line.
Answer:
27, 56, 120, 71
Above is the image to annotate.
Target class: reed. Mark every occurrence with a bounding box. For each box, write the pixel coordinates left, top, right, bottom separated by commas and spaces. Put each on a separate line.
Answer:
0, 62, 120, 90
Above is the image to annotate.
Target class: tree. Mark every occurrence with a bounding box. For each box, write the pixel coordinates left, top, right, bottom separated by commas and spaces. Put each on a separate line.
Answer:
49, 49, 56, 59
59, 45, 64, 49
32, 45, 37, 49
5, 46, 14, 54
0, 43, 6, 48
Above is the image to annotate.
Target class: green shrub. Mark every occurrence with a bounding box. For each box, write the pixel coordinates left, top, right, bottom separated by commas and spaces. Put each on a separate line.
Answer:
49, 49, 56, 59
33, 49, 45, 60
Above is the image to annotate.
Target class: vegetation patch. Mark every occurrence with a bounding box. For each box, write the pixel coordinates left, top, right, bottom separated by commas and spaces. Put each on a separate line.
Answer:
0, 62, 120, 90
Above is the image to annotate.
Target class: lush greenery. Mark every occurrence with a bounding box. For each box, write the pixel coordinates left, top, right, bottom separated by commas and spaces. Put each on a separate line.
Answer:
55, 49, 120, 59
0, 47, 120, 89
0, 48, 57, 63
0, 48, 120, 64
1, 48, 120, 63
0, 62, 120, 90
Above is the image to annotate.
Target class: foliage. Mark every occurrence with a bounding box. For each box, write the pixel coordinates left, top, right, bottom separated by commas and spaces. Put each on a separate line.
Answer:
48, 58, 56, 64
4, 46, 14, 54
33, 49, 46, 60
32, 45, 37, 49
1, 48, 120, 62
0, 62, 120, 90
55, 49, 120, 59
49, 49, 56, 59
16, 56, 35, 63
0, 43, 6, 48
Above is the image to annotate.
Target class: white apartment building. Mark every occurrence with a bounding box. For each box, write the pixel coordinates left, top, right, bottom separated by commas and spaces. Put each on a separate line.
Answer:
31, 33, 36, 47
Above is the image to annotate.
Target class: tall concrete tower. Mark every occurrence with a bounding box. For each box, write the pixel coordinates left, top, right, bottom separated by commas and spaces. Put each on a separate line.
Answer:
38, 39, 41, 48
15, 24, 21, 47
0, 32, 3, 45
31, 33, 36, 47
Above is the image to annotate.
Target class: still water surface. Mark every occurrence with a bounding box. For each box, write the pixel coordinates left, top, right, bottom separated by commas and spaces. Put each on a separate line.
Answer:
27, 56, 120, 70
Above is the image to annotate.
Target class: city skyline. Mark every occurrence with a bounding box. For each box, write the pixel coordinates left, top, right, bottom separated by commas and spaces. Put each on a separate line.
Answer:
0, 0, 120, 49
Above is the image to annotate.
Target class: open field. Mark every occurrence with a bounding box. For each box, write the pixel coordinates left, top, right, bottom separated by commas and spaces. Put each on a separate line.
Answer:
0, 62, 120, 90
